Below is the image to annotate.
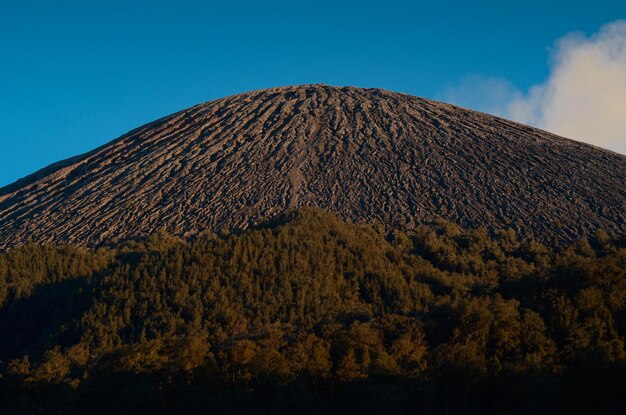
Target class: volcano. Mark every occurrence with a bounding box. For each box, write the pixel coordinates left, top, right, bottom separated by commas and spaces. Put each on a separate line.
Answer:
0, 85, 624, 248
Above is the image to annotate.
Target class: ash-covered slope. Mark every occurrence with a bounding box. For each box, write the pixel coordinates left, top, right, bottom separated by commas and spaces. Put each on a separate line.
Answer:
0, 85, 624, 248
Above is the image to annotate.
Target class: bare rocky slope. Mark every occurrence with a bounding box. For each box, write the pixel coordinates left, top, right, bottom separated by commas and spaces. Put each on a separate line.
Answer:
0, 85, 624, 248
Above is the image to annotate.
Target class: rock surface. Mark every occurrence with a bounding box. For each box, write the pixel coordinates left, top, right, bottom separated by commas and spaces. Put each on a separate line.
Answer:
0, 85, 624, 248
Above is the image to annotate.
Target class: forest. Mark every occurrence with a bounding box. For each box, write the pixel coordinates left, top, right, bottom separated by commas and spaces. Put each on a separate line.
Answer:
0, 208, 625, 414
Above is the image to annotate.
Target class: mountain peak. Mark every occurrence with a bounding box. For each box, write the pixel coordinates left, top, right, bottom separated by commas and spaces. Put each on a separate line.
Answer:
1, 85, 624, 248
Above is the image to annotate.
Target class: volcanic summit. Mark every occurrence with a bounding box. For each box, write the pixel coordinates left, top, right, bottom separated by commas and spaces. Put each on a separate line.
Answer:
0, 85, 624, 248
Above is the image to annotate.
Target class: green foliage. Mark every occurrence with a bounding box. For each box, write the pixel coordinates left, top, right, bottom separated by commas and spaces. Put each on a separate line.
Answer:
0, 208, 625, 414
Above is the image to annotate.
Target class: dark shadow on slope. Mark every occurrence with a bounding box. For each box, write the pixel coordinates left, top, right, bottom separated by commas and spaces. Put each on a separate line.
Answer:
0, 276, 94, 362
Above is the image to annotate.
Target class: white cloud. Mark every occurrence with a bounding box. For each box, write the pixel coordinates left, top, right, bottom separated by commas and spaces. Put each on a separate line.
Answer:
439, 20, 626, 154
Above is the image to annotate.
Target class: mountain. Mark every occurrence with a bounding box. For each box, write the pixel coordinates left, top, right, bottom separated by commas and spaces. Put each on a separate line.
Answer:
0, 85, 624, 248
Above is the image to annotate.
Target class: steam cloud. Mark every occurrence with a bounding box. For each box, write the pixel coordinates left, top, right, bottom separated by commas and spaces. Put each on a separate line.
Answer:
439, 20, 626, 154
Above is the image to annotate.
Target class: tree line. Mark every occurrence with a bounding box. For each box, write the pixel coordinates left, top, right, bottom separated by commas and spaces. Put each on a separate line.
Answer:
0, 208, 625, 414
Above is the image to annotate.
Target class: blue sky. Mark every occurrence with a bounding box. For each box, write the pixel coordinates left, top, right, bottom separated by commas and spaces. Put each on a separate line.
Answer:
1, 0, 624, 187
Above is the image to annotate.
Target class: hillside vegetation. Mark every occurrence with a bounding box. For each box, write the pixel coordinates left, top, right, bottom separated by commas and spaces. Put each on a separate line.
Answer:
1, 209, 625, 414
